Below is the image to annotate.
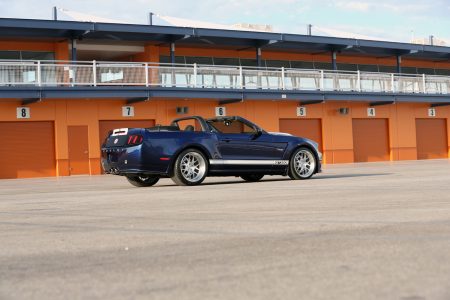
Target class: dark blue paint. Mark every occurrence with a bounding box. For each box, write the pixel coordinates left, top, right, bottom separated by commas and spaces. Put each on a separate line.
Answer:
101, 116, 321, 178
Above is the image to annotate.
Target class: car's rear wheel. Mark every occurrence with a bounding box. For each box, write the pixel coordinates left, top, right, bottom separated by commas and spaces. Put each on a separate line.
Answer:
126, 175, 160, 187
171, 149, 208, 186
288, 147, 316, 180
240, 174, 264, 182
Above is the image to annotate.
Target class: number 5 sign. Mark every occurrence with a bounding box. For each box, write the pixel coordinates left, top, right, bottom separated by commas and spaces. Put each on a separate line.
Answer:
17, 107, 30, 119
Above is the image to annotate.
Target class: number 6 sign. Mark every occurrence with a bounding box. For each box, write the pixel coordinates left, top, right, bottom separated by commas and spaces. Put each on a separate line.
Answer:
215, 107, 226, 117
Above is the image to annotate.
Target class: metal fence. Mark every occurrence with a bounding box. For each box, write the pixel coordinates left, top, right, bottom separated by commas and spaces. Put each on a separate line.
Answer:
1, 60, 450, 94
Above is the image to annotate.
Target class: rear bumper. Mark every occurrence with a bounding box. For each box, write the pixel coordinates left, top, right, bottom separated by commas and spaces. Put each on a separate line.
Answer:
101, 146, 170, 176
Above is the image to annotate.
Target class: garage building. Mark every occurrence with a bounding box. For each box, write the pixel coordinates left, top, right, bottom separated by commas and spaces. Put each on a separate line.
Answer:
0, 17, 449, 179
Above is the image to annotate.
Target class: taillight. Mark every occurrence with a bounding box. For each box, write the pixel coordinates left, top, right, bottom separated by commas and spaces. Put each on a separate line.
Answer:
127, 135, 143, 145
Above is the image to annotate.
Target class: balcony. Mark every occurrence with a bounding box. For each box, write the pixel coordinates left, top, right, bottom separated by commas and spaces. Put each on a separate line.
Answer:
1, 60, 450, 101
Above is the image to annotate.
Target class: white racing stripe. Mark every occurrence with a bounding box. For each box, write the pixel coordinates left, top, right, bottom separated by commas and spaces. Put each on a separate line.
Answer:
209, 159, 289, 166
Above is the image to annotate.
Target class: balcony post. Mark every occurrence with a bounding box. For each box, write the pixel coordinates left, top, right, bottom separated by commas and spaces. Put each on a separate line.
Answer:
391, 73, 395, 93
37, 61, 42, 87
239, 66, 244, 89
93, 60, 97, 87
193, 63, 197, 88
281, 67, 285, 90
422, 74, 426, 93
320, 70, 324, 90
357, 70, 361, 92
145, 63, 149, 87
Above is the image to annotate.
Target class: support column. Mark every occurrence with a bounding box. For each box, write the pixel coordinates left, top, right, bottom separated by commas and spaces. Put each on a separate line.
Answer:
170, 42, 175, 65
256, 47, 262, 67
331, 51, 337, 71
396, 55, 402, 74
71, 39, 77, 62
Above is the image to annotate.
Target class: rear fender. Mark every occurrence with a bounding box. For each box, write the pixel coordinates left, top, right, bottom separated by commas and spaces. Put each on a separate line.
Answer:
167, 144, 213, 176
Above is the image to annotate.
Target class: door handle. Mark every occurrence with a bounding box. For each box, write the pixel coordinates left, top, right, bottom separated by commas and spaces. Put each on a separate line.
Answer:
221, 139, 231, 142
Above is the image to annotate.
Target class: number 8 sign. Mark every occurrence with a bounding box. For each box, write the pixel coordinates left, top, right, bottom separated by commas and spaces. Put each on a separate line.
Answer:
16, 107, 30, 119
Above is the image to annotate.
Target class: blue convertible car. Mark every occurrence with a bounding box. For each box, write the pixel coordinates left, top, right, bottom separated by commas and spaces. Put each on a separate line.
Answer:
101, 116, 321, 186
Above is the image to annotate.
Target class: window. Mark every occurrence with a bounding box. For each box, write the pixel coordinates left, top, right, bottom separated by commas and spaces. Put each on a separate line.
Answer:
208, 119, 255, 134
357, 64, 379, 72
240, 58, 259, 67
313, 62, 333, 70
213, 57, 240, 66
402, 67, 418, 74
0, 51, 54, 61
290, 60, 314, 69
265, 60, 290, 68
378, 65, 397, 73
185, 56, 213, 65
417, 68, 435, 75
337, 63, 358, 71
435, 69, 450, 76
159, 55, 186, 64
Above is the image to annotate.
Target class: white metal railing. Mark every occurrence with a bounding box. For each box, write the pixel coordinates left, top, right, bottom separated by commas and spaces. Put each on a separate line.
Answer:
1, 59, 450, 95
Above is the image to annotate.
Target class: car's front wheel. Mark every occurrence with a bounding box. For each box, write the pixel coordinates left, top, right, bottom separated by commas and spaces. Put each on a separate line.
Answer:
171, 149, 208, 186
240, 174, 264, 182
126, 175, 160, 187
288, 147, 317, 180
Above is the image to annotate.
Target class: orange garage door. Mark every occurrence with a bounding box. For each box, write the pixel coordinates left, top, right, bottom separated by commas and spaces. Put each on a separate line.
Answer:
416, 119, 448, 159
0, 121, 56, 179
279, 119, 323, 151
352, 119, 390, 162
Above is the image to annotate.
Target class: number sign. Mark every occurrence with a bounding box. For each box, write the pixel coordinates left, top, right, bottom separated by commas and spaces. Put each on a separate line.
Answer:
122, 106, 134, 117
215, 107, 226, 117
297, 106, 307, 117
17, 107, 30, 119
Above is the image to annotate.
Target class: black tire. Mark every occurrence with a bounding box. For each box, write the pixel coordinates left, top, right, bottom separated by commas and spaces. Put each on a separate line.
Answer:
126, 175, 160, 187
171, 149, 208, 186
240, 174, 264, 182
288, 147, 317, 180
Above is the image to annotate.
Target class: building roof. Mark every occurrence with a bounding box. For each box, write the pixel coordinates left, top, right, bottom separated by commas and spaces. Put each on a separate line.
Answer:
1, 17, 450, 61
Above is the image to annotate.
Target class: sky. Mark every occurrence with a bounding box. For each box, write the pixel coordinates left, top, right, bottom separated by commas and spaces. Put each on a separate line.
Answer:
1, 0, 449, 43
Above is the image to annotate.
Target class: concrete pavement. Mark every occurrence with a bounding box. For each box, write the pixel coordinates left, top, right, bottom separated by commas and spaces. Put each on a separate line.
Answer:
1, 159, 450, 299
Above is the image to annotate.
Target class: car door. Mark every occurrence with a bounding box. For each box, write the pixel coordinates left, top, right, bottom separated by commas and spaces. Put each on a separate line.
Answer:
217, 132, 286, 161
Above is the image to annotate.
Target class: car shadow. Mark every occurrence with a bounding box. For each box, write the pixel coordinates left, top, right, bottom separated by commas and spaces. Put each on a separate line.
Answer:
153, 173, 391, 187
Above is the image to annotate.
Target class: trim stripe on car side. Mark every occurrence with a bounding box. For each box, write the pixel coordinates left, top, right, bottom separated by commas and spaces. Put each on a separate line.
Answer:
209, 160, 289, 165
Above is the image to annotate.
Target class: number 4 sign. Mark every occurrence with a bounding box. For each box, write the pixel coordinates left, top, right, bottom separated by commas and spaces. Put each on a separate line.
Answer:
367, 107, 376, 117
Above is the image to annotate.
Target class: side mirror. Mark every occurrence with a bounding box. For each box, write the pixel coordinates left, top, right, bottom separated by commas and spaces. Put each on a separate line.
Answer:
252, 128, 263, 139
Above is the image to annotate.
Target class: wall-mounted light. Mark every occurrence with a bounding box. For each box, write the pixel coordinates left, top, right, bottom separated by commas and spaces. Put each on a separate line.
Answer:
338, 107, 350, 115
176, 106, 189, 114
